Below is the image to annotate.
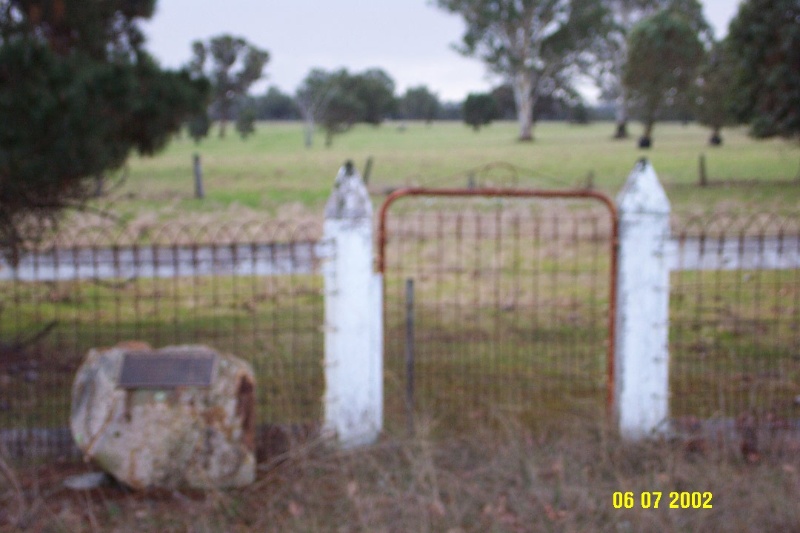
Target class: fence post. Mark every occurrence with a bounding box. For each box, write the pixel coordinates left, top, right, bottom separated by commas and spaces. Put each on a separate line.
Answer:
322, 161, 383, 448
193, 154, 204, 199
615, 159, 671, 440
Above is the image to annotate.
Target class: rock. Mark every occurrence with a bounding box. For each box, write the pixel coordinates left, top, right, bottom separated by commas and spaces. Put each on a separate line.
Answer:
64, 471, 110, 490
70, 343, 256, 490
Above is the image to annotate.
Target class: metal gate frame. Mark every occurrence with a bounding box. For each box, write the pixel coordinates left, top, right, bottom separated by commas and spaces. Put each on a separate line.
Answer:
377, 187, 620, 415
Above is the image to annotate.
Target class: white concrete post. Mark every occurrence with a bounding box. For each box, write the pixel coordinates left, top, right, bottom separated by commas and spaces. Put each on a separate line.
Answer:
615, 159, 671, 440
322, 161, 383, 447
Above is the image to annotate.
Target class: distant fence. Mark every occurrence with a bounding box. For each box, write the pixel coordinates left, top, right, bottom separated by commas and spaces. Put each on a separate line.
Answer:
0, 220, 326, 460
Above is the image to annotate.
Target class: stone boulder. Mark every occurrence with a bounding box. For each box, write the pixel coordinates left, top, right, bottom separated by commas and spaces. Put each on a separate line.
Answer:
70, 342, 256, 489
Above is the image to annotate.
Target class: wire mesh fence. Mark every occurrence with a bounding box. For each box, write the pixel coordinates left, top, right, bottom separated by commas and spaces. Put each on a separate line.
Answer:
1, 202, 798, 461
0, 220, 325, 461
380, 194, 616, 433
669, 213, 800, 427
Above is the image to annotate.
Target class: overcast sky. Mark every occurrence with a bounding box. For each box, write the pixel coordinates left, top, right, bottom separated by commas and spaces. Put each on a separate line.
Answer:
141, 0, 741, 103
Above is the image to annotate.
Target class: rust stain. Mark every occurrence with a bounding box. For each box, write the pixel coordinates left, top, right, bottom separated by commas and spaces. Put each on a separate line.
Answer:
235, 375, 256, 451
202, 406, 227, 427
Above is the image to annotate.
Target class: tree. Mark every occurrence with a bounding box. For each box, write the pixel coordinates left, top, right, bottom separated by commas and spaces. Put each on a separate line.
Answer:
295, 68, 346, 148
350, 68, 396, 125
435, 0, 607, 142
463, 92, 499, 131
490, 84, 517, 119
235, 105, 256, 139
190, 35, 269, 138
726, 0, 800, 141
295, 67, 396, 147
623, 3, 706, 147
588, 0, 669, 139
400, 86, 441, 123
693, 42, 737, 145
321, 87, 364, 147
0, 0, 208, 263
187, 111, 211, 144
254, 86, 300, 120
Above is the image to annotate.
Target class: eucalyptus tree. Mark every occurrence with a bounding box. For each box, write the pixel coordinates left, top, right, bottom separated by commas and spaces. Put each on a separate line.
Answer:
589, 0, 669, 139
190, 35, 269, 138
295, 68, 396, 147
435, 0, 607, 142
623, 1, 708, 147
295, 69, 337, 148
693, 42, 737, 146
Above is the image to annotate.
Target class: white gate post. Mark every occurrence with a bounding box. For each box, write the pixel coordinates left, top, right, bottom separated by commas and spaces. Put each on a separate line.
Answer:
615, 159, 671, 440
322, 161, 383, 447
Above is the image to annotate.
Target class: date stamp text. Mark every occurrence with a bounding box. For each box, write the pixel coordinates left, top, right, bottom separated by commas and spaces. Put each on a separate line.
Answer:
612, 491, 712, 509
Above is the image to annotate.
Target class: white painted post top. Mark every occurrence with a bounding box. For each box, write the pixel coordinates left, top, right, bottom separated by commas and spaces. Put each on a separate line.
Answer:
324, 161, 372, 220
616, 159, 670, 215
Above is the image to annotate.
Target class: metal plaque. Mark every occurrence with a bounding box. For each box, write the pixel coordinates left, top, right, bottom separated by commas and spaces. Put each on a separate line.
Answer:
118, 350, 216, 389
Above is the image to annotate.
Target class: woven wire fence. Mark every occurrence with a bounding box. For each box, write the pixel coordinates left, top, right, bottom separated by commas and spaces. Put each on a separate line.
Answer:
669, 213, 800, 426
0, 220, 325, 461
381, 196, 615, 433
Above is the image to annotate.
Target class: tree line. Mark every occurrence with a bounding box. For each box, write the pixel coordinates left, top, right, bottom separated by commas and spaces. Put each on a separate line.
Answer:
186, 0, 797, 150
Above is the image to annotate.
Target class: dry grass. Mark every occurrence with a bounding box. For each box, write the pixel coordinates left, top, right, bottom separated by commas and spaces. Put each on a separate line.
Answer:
2, 416, 799, 532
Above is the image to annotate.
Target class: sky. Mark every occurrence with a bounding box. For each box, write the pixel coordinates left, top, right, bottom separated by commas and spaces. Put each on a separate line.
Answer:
141, 0, 742, 103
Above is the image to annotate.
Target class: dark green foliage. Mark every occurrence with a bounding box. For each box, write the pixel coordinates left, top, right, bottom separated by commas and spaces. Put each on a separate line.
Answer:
569, 103, 591, 124
350, 68, 396, 125
235, 106, 256, 139
623, 2, 706, 147
586, 0, 670, 138
190, 34, 269, 138
490, 85, 516, 120
321, 89, 364, 146
693, 42, 737, 145
0, 0, 208, 262
726, 0, 800, 141
400, 86, 441, 123
254, 86, 300, 120
463, 92, 499, 131
187, 111, 211, 144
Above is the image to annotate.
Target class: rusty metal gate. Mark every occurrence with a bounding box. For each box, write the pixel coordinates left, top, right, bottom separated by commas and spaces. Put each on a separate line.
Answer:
378, 188, 618, 433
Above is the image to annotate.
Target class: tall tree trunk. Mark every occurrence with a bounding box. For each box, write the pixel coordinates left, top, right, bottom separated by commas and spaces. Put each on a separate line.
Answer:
218, 101, 230, 138
303, 117, 314, 148
512, 72, 534, 142
614, 89, 629, 139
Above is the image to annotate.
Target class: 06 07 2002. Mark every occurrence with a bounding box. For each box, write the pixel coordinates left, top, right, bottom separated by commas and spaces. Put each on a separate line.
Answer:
612, 492, 713, 509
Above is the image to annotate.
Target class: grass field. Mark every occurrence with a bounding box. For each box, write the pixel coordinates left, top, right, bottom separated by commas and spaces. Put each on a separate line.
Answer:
97, 120, 800, 225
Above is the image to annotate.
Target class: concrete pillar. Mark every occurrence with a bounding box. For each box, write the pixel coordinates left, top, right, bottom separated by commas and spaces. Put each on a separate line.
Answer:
615, 159, 671, 440
322, 161, 383, 447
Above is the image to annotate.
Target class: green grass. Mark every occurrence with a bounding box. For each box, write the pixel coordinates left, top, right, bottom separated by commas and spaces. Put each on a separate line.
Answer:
95, 120, 800, 224
0, 275, 324, 428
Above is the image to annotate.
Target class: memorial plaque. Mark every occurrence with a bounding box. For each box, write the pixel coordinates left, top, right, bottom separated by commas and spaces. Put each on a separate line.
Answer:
118, 350, 216, 388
